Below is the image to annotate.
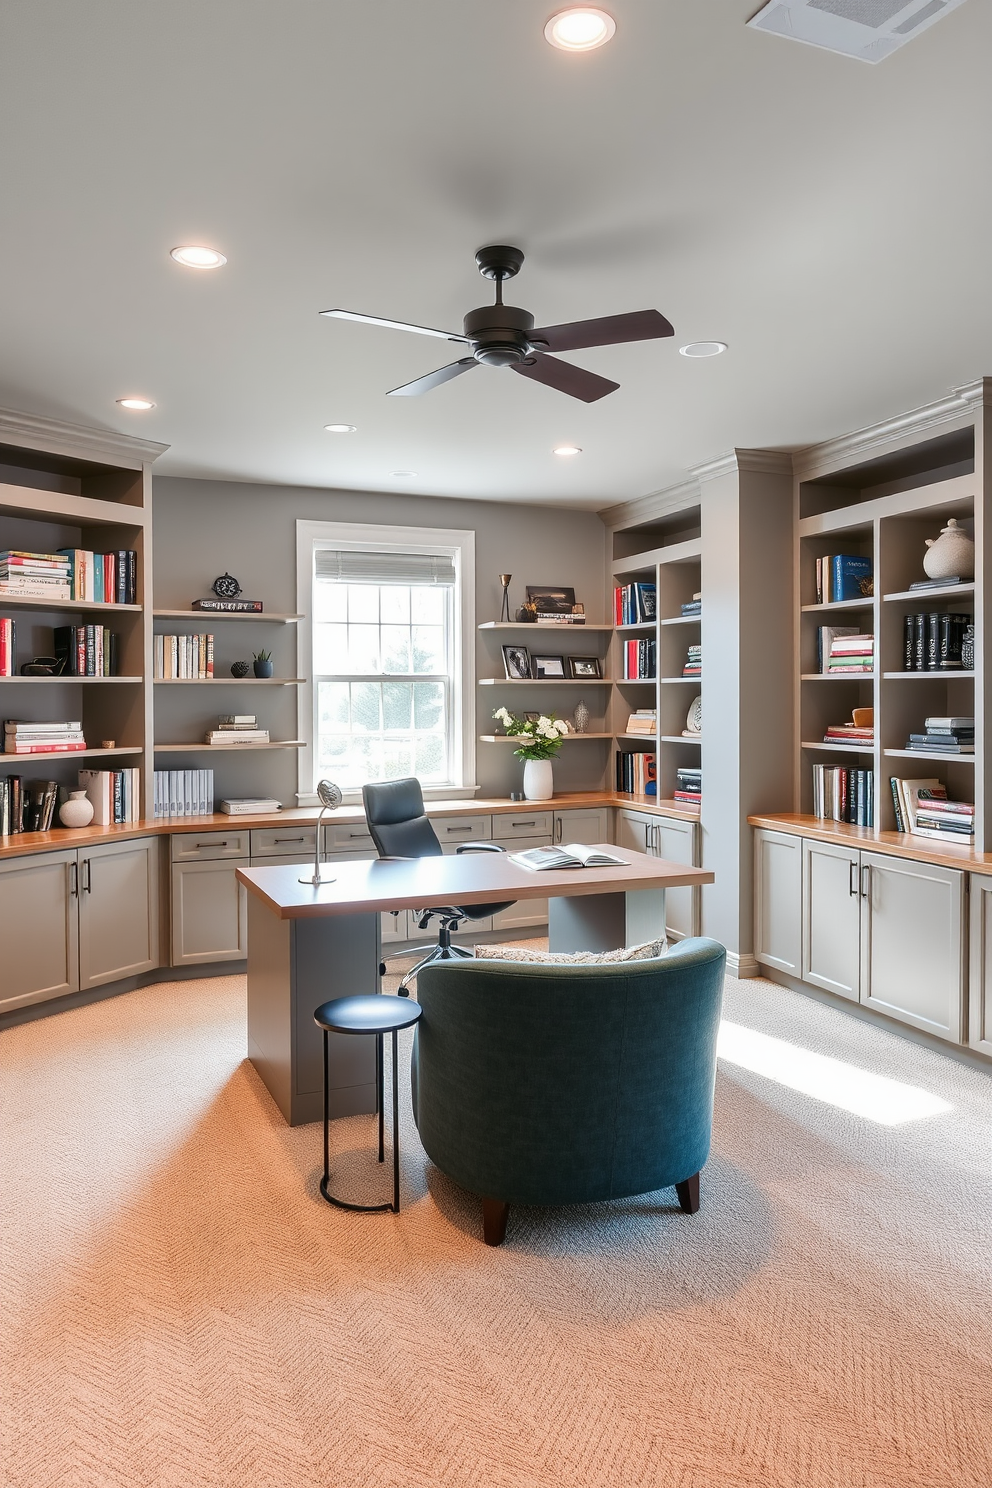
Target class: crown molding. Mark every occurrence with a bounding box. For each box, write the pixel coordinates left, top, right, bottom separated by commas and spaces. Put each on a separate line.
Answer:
792, 378, 989, 482
598, 476, 700, 529
0, 406, 169, 468
691, 448, 794, 483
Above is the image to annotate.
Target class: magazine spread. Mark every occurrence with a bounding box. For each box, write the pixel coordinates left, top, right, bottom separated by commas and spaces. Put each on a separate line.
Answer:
510, 844, 626, 871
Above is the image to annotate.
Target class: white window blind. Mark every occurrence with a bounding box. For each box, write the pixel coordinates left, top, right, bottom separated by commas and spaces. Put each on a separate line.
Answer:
315, 549, 456, 587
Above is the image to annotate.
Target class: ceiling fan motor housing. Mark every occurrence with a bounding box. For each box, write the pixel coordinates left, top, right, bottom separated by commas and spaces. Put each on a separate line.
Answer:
463, 303, 536, 367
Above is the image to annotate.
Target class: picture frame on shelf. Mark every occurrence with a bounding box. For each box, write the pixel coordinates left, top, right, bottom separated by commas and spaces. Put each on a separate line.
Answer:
532, 654, 565, 679
502, 644, 531, 680
526, 585, 576, 615
567, 655, 602, 679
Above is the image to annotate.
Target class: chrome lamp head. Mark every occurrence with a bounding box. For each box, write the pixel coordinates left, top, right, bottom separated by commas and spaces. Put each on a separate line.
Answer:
299, 779, 344, 886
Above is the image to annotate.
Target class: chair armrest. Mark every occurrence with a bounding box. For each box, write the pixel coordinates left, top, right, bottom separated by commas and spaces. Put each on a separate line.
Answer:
455, 841, 505, 854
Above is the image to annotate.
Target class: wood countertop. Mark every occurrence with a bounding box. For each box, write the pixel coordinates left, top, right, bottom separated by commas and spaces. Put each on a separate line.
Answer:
237, 846, 714, 920
0, 792, 698, 861
748, 812, 992, 875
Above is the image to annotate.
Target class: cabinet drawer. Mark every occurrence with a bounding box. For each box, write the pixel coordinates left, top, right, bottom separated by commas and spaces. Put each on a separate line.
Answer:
326, 821, 376, 852
431, 814, 492, 843
251, 826, 317, 858
492, 811, 552, 840
171, 830, 250, 862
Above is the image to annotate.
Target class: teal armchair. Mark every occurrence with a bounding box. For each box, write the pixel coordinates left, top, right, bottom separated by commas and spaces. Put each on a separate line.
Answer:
412, 937, 726, 1245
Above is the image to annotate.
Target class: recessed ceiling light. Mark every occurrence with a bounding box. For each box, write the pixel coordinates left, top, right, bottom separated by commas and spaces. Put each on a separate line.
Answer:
545, 8, 616, 51
553, 445, 582, 457
324, 423, 357, 434
170, 245, 227, 269
116, 397, 155, 410
391, 471, 418, 479
679, 341, 728, 358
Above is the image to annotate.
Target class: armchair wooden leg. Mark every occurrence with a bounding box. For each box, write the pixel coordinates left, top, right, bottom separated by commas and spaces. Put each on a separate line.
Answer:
482, 1198, 510, 1246
675, 1172, 700, 1214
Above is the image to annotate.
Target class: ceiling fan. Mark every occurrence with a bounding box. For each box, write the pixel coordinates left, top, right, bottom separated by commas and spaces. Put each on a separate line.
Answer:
321, 245, 674, 403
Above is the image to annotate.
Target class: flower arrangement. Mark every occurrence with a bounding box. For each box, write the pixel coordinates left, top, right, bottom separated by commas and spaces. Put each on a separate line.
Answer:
492, 707, 570, 760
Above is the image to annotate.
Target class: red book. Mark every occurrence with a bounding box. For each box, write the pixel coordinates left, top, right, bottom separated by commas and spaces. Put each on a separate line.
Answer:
7, 742, 87, 754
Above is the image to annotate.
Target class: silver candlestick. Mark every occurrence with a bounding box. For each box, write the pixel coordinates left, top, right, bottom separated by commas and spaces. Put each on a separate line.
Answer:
300, 779, 344, 885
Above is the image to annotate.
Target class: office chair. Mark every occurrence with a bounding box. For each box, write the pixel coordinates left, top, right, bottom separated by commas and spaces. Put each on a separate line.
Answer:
362, 777, 516, 995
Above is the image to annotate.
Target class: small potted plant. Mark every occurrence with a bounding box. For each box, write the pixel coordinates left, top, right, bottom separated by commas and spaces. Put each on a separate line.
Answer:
253, 649, 274, 678
492, 707, 569, 800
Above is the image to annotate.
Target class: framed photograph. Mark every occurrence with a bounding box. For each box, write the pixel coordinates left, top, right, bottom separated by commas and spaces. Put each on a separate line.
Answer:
526, 584, 576, 615
523, 711, 541, 723
502, 644, 531, 680
532, 654, 565, 679
567, 655, 602, 679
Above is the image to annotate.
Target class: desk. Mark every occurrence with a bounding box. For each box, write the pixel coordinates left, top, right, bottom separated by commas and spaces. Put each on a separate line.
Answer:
237, 846, 714, 1125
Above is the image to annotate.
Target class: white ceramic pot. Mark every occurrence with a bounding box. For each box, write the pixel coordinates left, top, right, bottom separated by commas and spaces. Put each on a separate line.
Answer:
59, 790, 94, 828
923, 518, 975, 581
522, 758, 554, 801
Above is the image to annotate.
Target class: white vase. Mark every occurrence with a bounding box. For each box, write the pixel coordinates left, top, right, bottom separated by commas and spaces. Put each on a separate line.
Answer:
522, 758, 554, 801
923, 518, 975, 581
59, 790, 94, 828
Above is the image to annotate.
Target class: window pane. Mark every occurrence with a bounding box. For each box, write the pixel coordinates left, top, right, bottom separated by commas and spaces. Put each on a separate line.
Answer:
348, 585, 379, 623
414, 681, 445, 731
380, 586, 410, 624
415, 734, 445, 780
381, 625, 412, 673
317, 681, 350, 730
351, 682, 382, 733
382, 681, 412, 731
314, 623, 348, 674
345, 624, 379, 674
412, 625, 446, 673
314, 583, 347, 623
411, 586, 446, 624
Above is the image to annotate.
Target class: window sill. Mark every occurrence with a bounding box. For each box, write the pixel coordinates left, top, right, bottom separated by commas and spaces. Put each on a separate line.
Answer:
296, 784, 481, 808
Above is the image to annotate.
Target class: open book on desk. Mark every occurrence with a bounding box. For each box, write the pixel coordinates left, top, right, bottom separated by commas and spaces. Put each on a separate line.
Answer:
510, 844, 626, 871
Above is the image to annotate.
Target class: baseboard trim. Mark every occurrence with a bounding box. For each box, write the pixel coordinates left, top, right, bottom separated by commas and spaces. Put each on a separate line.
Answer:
726, 951, 761, 979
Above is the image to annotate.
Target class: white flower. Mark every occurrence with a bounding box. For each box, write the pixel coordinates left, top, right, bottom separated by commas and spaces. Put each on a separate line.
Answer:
493, 707, 513, 726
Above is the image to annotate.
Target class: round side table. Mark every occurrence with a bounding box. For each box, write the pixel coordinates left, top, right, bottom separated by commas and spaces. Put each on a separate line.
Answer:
313, 994, 423, 1214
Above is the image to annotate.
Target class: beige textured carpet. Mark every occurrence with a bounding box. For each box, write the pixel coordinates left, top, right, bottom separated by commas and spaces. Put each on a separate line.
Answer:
2, 958, 991, 1488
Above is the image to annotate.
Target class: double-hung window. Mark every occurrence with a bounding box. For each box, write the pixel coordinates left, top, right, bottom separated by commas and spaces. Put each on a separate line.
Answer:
297, 521, 475, 803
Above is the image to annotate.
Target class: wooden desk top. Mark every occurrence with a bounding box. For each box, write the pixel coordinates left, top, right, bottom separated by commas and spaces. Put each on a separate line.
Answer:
236, 846, 714, 920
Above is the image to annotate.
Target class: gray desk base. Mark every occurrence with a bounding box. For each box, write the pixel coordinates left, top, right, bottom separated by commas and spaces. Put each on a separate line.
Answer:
247, 885, 666, 1126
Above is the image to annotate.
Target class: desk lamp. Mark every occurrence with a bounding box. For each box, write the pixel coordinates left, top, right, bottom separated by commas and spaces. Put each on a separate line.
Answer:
300, 779, 343, 885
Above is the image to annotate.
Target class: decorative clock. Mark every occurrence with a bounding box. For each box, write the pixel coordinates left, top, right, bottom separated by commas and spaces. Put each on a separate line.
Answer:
212, 573, 242, 600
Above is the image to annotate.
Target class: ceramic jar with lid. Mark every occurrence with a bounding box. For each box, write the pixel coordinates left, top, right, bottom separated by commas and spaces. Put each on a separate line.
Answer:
923, 518, 975, 581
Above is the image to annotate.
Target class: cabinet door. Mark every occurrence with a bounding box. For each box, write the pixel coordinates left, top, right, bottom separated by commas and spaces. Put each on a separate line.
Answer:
754, 829, 802, 975
615, 809, 655, 854
969, 873, 992, 1056
78, 838, 160, 990
860, 852, 964, 1041
802, 838, 861, 1000
0, 850, 78, 1012
171, 859, 246, 965
655, 817, 699, 940
553, 807, 610, 845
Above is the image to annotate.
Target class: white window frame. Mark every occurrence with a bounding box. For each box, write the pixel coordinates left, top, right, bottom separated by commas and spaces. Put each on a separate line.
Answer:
296, 519, 476, 806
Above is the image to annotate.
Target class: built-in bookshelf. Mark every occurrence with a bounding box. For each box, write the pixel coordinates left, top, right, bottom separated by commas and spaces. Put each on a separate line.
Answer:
795, 398, 986, 849
0, 408, 165, 824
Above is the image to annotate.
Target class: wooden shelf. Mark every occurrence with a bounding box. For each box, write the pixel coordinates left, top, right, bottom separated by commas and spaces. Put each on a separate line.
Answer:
882, 583, 975, 603
479, 677, 611, 687
153, 741, 306, 753
153, 609, 303, 623
1, 745, 142, 764
0, 482, 150, 529
478, 732, 612, 743
882, 670, 975, 680
800, 598, 874, 614
615, 622, 655, 632
0, 596, 141, 614
883, 748, 975, 764
801, 672, 875, 681
0, 674, 142, 684
617, 677, 656, 685
802, 741, 875, 753
660, 615, 700, 627
477, 622, 611, 632
660, 734, 701, 744
661, 675, 701, 684
153, 677, 305, 685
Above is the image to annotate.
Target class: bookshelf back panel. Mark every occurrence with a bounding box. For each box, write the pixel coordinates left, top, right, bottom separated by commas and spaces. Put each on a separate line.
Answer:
879, 511, 975, 597
879, 676, 975, 748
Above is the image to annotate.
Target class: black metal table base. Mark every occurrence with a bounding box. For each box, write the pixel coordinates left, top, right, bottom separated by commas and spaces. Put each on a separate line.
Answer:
319, 1025, 403, 1213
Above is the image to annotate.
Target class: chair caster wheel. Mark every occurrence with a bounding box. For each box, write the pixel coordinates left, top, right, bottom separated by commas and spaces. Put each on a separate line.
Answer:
398, 987, 411, 998
379, 962, 387, 977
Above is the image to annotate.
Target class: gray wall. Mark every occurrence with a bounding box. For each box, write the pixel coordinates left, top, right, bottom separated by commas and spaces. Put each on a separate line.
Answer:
153, 477, 609, 804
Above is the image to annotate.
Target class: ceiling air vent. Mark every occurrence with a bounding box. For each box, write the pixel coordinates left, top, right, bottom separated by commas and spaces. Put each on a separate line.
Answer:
747, 0, 968, 61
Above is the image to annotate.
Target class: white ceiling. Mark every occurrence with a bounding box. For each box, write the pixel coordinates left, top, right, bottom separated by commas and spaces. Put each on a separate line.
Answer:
0, 0, 988, 510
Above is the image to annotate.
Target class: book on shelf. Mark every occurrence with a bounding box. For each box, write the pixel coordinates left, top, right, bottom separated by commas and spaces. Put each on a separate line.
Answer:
680, 596, 701, 617
218, 714, 257, 725
613, 583, 656, 626
78, 767, 140, 825
191, 598, 263, 612
907, 575, 966, 590
535, 614, 586, 624
204, 729, 270, 744
154, 769, 215, 818
624, 709, 657, 734
888, 778, 946, 834
0, 774, 25, 834
812, 764, 874, 826
21, 779, 60, 832
53, 625, 119, 677
824, 633, 873, 672
926, 716, 974, 730
154, 633, 215, 679
0, 617, 15, 676
823, 726, 874, 742
905, 717, 974, 753
815, 555, 874, 604
511, 844, 625, 871
219, 797, 282, 815
4, 720, 86, 753
56, 549, 137, 605
901, 613, 970, 671
682, 643, 701, 677
615, 749, 656, 796
622, 637, 656, 680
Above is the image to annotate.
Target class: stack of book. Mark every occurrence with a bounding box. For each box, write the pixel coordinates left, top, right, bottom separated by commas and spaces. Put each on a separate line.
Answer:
53, 625, 119, 676
682, 644, 701, 678
154, 634, 215, 679
613, 583, 656, 625
204, 714, 269, 745
823, 722, 874, 747
220, 797, 281, 815
0, 550, 71, 601
913, 798, 974, 844
535, 611, 585, 625
888, 777, 963, 839
902, 612, 971, 671
58, 549, 137, 605
154, 769, 215, 817
78, 767, 140, 825
624, 709, 657, 734
904, 716, 974, 754
615, 750, 656, 795
21, 780, 61, 832
674, 767, 701, 808
812, 764, 874, 825
827, 633, 874, 673
0, 775, 25, 834
622, 638, 656, 679
815, 554, 873, 603
680, 593, 701, 618
4, 720, 86, 754
0, 617, 15, 675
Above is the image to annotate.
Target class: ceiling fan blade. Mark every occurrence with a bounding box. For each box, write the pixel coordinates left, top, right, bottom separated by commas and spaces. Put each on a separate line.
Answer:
530, 309, 674, 354
387, 358, 479, 397
321, 308, 469, 344
511, 352, 619, 403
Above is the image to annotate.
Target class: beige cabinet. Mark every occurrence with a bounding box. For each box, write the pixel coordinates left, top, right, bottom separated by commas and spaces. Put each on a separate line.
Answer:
0, 850, 79, 1012
78, 838, 160, 989
754, 828, 803, 975
172, 859, 247, 965
968, 873, 992, 1056
802, 838, 861, 1000
616, 808, 700, 939
553, 807, 610, 845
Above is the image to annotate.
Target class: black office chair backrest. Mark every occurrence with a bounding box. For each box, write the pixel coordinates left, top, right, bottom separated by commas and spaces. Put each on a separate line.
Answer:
362, 778, 443, 860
